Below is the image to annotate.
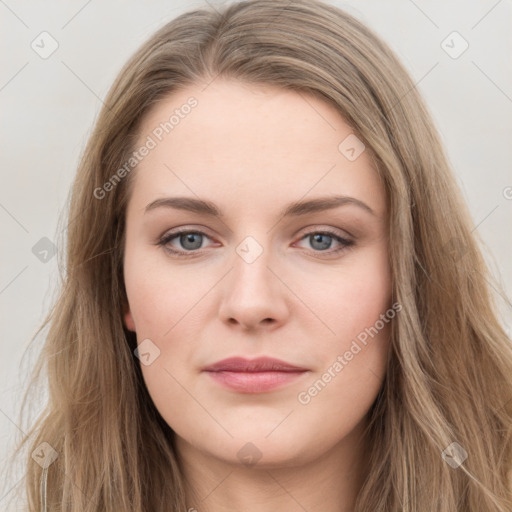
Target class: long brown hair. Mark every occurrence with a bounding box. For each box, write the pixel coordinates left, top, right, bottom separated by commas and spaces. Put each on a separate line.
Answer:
10, 0, 512, 510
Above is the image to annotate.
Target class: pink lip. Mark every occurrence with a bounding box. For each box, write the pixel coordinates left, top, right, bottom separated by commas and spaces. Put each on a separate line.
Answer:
202, 357, 309, 393
202, 356, 307, 373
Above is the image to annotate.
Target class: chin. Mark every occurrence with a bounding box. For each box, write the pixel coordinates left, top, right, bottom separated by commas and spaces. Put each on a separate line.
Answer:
190, 428, 315, 469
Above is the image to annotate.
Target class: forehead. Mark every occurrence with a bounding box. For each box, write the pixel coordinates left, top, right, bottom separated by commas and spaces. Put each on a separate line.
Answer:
130, 79, 386, 218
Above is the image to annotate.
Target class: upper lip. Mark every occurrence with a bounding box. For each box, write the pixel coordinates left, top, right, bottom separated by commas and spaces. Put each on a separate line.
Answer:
202, 357, 308, 373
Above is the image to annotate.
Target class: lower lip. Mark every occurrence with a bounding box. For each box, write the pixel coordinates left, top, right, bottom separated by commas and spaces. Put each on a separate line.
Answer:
205, 370, 308, 393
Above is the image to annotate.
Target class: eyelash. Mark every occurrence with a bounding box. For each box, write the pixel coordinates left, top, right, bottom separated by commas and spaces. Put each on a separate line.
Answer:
156, 227, 354, 259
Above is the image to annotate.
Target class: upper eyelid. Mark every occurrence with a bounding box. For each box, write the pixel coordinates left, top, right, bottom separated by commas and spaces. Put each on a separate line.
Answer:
160, 227, 215, 242
160, 225, 350, 237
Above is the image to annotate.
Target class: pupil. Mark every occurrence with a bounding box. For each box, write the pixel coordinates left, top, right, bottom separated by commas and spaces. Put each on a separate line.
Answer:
182, 233, 202, 250
312, 234, 331, 251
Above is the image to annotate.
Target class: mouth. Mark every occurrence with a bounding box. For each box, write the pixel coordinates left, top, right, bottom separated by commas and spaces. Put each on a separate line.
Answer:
202, 356, 310, 393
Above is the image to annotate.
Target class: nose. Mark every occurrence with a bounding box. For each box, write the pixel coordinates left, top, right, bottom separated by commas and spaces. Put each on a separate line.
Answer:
218, 242, 289, 331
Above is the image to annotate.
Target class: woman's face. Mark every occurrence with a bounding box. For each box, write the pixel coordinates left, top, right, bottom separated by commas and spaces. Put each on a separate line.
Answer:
123, 79, 392, 468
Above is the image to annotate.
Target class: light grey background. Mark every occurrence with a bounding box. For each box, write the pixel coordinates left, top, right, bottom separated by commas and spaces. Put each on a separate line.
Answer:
1, 0, 511, 508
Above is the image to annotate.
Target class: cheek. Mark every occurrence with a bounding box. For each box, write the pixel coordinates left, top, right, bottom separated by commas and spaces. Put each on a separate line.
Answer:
124, 249, 207, 337
124, 254, 212, 404
294, 269, 393, 447
335, 275, 392, 341
305, 249, 392, 345
125, 259, 203, 428
302, 247, 392, 402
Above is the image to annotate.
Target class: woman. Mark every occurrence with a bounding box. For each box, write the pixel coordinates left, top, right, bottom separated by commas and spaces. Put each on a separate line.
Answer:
13, 0, 512, 510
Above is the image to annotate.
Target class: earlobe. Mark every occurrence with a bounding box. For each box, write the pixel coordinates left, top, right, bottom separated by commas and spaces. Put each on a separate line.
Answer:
123, 309, 136, 332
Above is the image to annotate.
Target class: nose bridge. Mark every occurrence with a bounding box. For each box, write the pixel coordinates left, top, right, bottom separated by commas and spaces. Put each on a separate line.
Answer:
231, 233, 276, 294
218, 232, 288, 328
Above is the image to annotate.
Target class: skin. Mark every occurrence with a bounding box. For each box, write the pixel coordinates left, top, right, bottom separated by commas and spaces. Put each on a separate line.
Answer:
123, 79, 392, 512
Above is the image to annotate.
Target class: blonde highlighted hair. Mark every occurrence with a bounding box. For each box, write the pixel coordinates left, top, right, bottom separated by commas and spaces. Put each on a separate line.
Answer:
10, 0, 512, 510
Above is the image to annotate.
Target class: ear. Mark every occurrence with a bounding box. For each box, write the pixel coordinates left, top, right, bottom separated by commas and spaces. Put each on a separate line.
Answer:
123, 303, 136, 332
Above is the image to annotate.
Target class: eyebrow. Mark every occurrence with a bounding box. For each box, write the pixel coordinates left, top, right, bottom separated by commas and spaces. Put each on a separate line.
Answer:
144, 194, 375, 218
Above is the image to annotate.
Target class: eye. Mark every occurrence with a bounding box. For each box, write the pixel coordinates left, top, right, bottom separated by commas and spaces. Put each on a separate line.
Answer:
294, 229, 354, 256
156, 227, 354, 258
157, 229, 214, 255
